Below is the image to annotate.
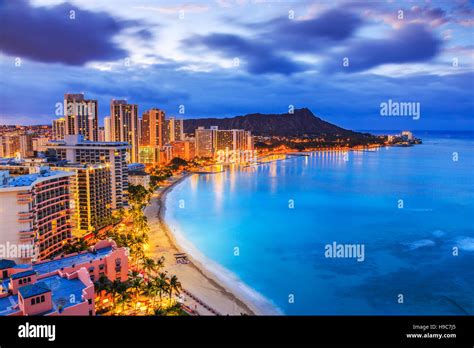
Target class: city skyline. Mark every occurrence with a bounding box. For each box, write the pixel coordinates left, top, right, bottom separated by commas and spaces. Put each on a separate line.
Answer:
0, 0, 473, 131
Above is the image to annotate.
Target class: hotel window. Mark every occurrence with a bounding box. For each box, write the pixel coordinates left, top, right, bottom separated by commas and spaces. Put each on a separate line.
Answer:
31, 298, 36, 305
40, 295, 45, 303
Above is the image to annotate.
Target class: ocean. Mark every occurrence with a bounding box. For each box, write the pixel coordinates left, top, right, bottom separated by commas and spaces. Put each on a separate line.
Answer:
164, 132, 474, 315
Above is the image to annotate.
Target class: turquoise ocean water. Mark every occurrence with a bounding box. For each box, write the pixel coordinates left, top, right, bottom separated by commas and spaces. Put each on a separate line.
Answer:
165, 132, 474, 315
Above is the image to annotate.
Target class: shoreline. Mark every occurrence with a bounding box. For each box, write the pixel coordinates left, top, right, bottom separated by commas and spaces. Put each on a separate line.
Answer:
145, 173, 277, 315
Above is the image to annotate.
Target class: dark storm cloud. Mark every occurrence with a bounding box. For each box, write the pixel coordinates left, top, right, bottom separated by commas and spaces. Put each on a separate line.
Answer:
183, 8, 442, 75
0, 0, 135, 65
181, 8, 364, 75
323, 24, 442, 73
257, 8, 364, 51
183, 33, 307, 75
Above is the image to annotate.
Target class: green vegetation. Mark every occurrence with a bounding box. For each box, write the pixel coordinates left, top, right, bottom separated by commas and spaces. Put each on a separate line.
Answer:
169, 157, 188, 170
128, 184, 150, 207
93, 257, 183, 315
62, 237, 89, 254
95, 171, 184, 316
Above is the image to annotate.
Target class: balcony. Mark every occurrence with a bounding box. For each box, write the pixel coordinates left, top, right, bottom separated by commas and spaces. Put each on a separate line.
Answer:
19, 235, 35, 242
18, 211, 34, 218
17, 215, 34, 223
17, 192, 34, 204
19, 228, 35, 234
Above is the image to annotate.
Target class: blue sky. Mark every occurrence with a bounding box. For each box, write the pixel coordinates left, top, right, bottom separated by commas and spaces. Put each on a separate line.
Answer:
0, 0, 473, 130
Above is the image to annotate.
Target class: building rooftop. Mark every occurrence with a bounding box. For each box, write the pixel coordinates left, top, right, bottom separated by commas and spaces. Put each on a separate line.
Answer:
32, 246, 113, 275
43, 274, 86, 311
0, 259, 16, 270
18, 282, 51, 299
10, 270, 36, 280
1, 274, 87, 314
0, 294, 18, 316
0, 169, 72, 189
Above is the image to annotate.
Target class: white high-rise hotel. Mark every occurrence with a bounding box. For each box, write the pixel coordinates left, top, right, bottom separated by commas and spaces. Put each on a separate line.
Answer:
0, 168, 75, 263
47, 135, 130, 209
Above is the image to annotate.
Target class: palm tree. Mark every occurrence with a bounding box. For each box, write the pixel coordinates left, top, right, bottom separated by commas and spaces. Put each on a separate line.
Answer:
94, 275, 111, 297
156, 272, 169, 308
155, 256, 165, 271
129, 270, 144, 310
168, 275, 182, 302
142, 257, 156, 278
117, 290, 132, 314
94, 275, 112, 311
109, 280, 127, 310
143, 280, 160, 314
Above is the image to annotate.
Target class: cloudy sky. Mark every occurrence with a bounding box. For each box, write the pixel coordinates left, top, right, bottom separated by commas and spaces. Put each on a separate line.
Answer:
0, 0, 473, 130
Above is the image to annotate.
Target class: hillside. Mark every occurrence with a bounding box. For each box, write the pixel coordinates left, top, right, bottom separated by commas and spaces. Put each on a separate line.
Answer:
183, 108, 366, 137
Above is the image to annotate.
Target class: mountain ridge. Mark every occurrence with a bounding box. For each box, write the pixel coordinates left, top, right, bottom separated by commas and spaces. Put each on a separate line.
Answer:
183, 108, 367, 137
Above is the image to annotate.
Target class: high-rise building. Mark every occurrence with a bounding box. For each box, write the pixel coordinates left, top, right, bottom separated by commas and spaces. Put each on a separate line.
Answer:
104, 116, 112, 142
160, 145, 173, 164
98, 127, 106, 142
141, 108, 166, 147
194, 127, 253, 159
32, 137, 50, 153
171, 140, 195, 161
195, 126, 218, 158
166, 117, 184, 143
46, 135, 130, 209
19, 134, 34, 158
64, 94, 98, 141
0, 168, 75, 262
215, 129, 253, 152
52, 164, 112, 237
52, 118, 66, 140
0, 135, 21, 158
110, 100, 139, 163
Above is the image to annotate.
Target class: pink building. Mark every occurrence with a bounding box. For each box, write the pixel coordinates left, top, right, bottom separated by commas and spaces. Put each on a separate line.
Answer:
0, 240, 128, 316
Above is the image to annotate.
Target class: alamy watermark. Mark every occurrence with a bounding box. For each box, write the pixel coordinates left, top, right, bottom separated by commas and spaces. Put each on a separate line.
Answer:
216, 148, 258, 164
380, 99, 420, 120
0, 242, 38, 260
324, 241, 365, 262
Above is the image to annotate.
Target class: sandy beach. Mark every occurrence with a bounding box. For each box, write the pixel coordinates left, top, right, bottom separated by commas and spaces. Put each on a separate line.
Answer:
144, 173, 268, 316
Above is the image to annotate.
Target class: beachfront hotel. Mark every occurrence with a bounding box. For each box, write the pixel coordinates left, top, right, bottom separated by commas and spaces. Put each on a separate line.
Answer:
46, 135, 130, 209
64, 93, 99, 142
195, 126, 217, 158
52, 163, 113, 238
110, 100, 139, 163
0, 168, 75, 263
170, 140, 196, 161
195, 127, 254, 160
0, 240, 128, 316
